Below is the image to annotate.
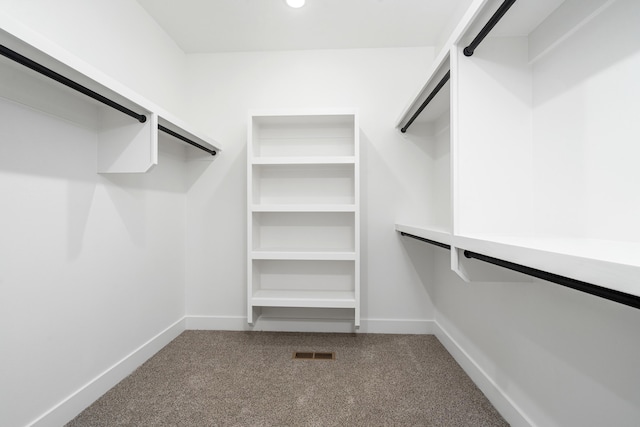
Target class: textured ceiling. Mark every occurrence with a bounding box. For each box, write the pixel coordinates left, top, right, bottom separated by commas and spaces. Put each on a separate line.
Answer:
136, 0, 475, 53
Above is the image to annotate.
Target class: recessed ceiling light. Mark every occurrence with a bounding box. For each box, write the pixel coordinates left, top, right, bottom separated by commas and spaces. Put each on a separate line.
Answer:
286, 0, 305, 8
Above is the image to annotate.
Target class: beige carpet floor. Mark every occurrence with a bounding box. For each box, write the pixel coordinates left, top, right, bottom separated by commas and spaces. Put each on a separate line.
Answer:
66, 331, 508, 426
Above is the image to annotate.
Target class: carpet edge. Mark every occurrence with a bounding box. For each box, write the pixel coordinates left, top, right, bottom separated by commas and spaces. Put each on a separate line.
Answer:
29, 317, 186, 427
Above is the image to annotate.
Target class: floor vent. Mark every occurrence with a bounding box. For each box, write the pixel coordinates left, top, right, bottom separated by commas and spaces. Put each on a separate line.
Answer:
293, 351, 335, 360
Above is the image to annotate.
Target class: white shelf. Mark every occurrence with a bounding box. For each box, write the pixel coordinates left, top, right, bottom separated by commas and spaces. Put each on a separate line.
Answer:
252, 204, 356, 213
252, 156, 355, 165
251, 290, 356, 309
395, 223, 452, 246
251, 250, 356, 261
454, 234, 640, 298
0, 12, 222, 172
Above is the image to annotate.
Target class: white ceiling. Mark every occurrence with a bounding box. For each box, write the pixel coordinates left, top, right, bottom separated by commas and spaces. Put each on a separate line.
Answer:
136, 0, 474, 53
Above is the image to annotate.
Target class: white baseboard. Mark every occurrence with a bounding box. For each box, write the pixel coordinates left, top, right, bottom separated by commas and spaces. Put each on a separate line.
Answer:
186, 315, 434, 334
433, 319, 534, 427
32, 315, 526, 427
30, 318, 186, 427
359, 318, 434, 334
186, 315, 249, 331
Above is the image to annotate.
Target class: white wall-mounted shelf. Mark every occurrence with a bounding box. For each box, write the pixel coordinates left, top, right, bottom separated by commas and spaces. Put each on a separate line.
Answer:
248, 110, 360, 327
251, 204, 357, 213
0, 12, 222, 173
395, 223, 452, 247
251, 290, 357, 309
251, 250, 357, 261
453, 234, 640, 298
252, 156, 355, 165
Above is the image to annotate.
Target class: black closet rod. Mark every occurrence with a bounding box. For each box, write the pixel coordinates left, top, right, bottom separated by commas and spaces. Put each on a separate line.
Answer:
400, 70, 450, 133
158, 125, 217, 156
400, 232, 451, 250
0, 44, 147, 123
463, 0, 517, 57
1, 44, 217, 156
464, 250, 640, 310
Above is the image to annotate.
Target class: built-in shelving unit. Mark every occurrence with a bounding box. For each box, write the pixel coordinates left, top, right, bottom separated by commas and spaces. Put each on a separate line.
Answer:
0, 12, 221, 172
396, 0, 640, 303
248, 110, 360, 327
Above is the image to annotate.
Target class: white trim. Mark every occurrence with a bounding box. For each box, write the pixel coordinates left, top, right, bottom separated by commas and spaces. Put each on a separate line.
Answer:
433, 317, 534, 427
358, 318, 434, 334
29, 318, 186, 427
185, 315, 434, 335
186, 315, 250, 331
26, 315, 527, 426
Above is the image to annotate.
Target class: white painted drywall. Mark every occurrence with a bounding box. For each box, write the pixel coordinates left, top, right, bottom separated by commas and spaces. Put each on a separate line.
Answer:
0, 1, 192, 421
531, 0, 640, 243
0, 2, 192, 424
432, 248, 640, 427
182, 47, 438, 331
0, 0, 188, 116
0, 88, 188, 427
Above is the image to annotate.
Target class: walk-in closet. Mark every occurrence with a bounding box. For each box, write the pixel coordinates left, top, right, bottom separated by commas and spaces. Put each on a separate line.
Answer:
1, 0, 639, 426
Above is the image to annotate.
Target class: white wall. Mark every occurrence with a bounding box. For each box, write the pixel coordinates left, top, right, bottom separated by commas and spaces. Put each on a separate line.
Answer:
0, 1, 192, 424
531, 0, 640, 243
0, 0, 188, 116
183, 47, 438, 332
0, 84, 189, 426
432, 249, 640, 427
